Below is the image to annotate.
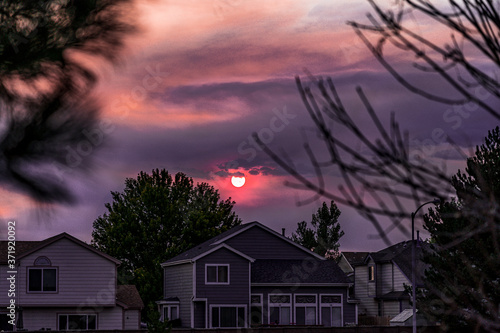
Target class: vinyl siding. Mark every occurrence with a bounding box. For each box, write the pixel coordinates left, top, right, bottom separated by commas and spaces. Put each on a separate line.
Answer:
17, 238, 117, 307
123, 309, 140, 329
163, 263, 193, 328
379, 263, 394, 295
21, 306, 123, 330
354, 264, 378, 316
393, 265, 411, 291
225, 227, 312, 260
195, 248, 250, 304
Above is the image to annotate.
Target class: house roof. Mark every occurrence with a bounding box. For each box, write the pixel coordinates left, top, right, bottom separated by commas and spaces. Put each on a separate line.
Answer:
364, 240, 430, 286
162, 221, 325, 266
251, 259, 350, 285
0, 232, 121, 265
341, 252, 369, 267
116, 285, 144, 309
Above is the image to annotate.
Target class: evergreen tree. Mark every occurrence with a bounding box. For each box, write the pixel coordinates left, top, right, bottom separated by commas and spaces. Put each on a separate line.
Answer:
292, 201, 344, 258
421, 127, 500, 333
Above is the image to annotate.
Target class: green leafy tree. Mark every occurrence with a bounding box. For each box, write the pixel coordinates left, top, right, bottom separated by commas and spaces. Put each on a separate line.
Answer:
292, 201, 344, 258
91, 169, 241, 322
421, 127, 500, 332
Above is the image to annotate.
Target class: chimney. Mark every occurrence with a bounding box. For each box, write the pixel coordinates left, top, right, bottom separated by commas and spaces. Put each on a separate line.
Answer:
282, 228, 286, 236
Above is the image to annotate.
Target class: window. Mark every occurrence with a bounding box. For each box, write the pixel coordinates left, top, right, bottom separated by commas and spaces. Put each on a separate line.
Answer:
58, 314, 96, 330
368, 265, 375, 281
295, 295, 317, 325
210, 306, 246, 328
28, 268, 57, 292
320, 295, 342, 327
163, 305, 179, 321
269, 294, 291, 325
250, 294, 263, 326
205, 264, 229, 284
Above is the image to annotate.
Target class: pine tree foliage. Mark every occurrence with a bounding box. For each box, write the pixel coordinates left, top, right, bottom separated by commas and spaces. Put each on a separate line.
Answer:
292, 201, 344, 258
421, 127, 500, 333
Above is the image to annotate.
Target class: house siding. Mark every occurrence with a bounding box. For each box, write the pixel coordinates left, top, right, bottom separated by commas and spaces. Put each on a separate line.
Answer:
354, 264, 378, 316
123, 309, 140, 330
163, 263, 193, 328
195, 248, 250, 304
224, 227, 312, 260
21, 306, 123, 331
17, 238, 117, 307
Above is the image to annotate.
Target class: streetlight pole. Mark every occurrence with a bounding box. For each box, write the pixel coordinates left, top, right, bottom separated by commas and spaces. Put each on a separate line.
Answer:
411, 199, 440, 333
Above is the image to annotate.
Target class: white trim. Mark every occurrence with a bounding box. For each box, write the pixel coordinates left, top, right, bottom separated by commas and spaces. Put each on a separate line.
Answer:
252, 283, 351, 287
205, 264, 230, 285
211, 222, 327, 261
250, 293, 264, 326
268, 293, 292, 325
339, 254, 354, 272
294, 294, 318, 325
162, 305, 179, 322
191, 262, 196, 328
319, 293, 343, 327
209, 304, 247, 328
192, 243, 255, 262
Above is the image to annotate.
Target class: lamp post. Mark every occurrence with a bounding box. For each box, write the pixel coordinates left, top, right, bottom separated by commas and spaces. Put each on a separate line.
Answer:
411, 199, 440, 333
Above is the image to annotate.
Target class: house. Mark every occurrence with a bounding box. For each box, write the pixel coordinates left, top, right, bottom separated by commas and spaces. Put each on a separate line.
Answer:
338, 252, 369, 280
0, 232, 143, 331
158, 221, 357, 328
352, 240, 427, 320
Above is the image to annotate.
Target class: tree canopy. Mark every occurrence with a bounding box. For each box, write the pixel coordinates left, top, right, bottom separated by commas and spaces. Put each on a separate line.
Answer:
291, 201, 344, 258
91, 169, 241, 321
421, 127, 500, 332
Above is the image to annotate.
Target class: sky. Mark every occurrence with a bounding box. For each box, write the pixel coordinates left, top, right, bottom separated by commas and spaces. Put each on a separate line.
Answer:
1, 0, 498, 251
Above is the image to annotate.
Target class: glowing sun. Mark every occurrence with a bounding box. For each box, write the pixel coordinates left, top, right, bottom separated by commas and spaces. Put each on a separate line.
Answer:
231, 176, 246, 188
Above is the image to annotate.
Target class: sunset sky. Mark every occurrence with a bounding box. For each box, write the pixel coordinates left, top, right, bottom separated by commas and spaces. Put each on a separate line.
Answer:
2, 0, 498, 251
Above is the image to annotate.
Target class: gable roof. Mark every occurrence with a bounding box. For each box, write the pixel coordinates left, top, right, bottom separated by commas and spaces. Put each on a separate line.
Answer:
162, 221, 325, 266
116, 285, 144, 309
251, 259, 350, 285
363, 240, 429, 286
341, 252, 369, 268
0, 232, 121, 265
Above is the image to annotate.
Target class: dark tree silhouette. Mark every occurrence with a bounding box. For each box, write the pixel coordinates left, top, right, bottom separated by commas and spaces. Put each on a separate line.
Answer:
421, 127, 500, 332
0, 0, 135, 203
292, 201, 344, 258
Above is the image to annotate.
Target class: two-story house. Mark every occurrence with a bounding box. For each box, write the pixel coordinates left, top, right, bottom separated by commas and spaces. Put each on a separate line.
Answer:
352, 241, 427, 320
0, 232, 143, 331
158, 221, 358, 328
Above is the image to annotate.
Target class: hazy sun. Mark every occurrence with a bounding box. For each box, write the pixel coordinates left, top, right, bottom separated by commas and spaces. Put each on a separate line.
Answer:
231, 176, 246, 188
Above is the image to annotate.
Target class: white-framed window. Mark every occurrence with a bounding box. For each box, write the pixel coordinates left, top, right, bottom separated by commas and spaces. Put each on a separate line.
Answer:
28, 267, 57, 292
320, 294, 343, 327
250, 294, 263, 326
210, 305, 246, 328
368, 265, 375, 281
163, 305, 179, 322
205, 264, 229, 284
269, 294, 291, 325
294, 294, 317, 325
58, 314, 97, 330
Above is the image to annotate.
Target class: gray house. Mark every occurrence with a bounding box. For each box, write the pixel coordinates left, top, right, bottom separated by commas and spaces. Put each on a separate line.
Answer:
0, 233, 143, 331
158, 221, 357, 328
352, 241, 427, 320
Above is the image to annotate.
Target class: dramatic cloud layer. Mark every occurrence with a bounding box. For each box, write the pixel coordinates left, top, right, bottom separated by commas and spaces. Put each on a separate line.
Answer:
2, 0, 498, 251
